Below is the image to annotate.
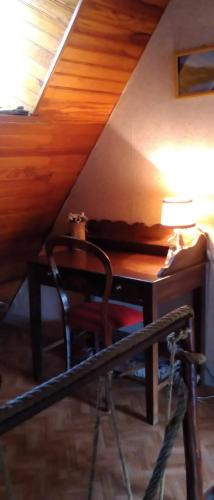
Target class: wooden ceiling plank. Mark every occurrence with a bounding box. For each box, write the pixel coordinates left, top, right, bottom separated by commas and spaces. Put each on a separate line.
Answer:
68, 31, 149, 58
49, 73, 125, 94
0, 166, 84, 190
9, 90, 38, 111
91, 0, 164, 16
23, 39, 54, 67
20, 0, 76, 25
19, 2, 69, 36
56, 59, 131, 83
61, 46, 137, 72
21, 57, 50, 81
4, 0, 80, 112
39, 104, 112, 123
0, 187, 75, 212
142, 0, 169, 8
42, 86, 119, 104
18, 75, 43, 97
78, 4, 163, 37
0, 127, 103, 155
22, 21, 60, 53
0, 153, 87, 172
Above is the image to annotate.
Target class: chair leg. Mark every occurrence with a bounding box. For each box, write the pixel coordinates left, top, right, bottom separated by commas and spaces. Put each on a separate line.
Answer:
64, 325, 73, 370
145, 345, 159, 425
88, 373, 133, 500
106, 373, 133, 499
0, 441, 16, 500
87, 378, 103, 500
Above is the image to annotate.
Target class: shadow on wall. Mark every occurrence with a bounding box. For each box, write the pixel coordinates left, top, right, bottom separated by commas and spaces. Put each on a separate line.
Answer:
3, 278, 87, 335
52, 123, 168, 235
3, 279, 62, 333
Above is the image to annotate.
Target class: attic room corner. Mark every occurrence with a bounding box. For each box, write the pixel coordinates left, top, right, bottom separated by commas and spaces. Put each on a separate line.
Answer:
0, 0, 213, 497
3, 0, 214, 388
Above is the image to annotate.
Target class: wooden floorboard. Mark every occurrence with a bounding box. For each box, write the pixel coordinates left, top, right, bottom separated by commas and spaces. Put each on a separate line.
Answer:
0, 323, 213, 499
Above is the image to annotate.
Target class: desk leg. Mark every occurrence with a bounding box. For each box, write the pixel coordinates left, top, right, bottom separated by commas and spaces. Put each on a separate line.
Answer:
193, 285, 206, 388
193, 286, 204, 354
144, 292, 159, 425
28, 268, 43, 381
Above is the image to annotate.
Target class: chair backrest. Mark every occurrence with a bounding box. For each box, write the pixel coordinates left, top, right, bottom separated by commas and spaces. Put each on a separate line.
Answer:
45, 235, 113, 337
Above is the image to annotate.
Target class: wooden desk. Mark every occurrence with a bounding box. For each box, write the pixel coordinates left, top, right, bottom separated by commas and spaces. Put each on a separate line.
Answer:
28, 245, 206, 425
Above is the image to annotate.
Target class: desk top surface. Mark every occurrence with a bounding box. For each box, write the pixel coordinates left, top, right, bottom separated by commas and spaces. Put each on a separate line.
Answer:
35, 248, 165, 281
31, 247, 204, 284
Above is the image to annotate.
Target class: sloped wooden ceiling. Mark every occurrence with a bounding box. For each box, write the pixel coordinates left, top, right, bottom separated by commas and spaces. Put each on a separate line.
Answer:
0, 0, 170, 309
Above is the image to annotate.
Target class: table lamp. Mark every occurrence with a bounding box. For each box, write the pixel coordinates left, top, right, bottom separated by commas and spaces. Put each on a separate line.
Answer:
161, 198, 196, 251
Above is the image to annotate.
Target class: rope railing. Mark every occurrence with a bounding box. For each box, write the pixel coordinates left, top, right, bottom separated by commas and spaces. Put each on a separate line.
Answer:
0, 305, 193, 435
0, 304, 206, 500
143, 378, 188, 500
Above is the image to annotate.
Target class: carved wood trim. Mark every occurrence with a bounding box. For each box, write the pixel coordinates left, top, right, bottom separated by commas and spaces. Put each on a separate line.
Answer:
87, 219, 172, 255
158, 233, 207, 277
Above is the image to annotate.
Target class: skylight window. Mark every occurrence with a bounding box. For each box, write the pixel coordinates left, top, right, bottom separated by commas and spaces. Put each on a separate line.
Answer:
0, 1, 31, 113
0, 0, 79, 115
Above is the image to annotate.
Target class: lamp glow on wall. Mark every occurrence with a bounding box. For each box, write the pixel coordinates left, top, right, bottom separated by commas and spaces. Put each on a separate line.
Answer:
161, 198, 196, 250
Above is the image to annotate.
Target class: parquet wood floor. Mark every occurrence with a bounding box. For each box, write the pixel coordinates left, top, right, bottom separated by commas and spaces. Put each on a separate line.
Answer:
0, 323, 213, 499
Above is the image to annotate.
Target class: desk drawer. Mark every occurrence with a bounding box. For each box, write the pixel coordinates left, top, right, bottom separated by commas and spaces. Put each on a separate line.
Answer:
30, 265, 95, 294
29, 264, 145, 306
111, 279, 143, 306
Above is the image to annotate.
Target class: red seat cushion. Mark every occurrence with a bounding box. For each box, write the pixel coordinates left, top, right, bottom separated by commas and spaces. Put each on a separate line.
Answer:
70, 301, 143, 333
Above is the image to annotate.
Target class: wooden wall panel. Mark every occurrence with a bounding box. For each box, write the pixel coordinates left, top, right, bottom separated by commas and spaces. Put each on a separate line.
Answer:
0, 0, 170, 310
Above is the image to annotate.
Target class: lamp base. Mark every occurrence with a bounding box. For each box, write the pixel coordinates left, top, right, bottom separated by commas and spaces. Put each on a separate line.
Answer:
174, 229, 185, 250
164, 245, 178, 267
163, 227, 201, 268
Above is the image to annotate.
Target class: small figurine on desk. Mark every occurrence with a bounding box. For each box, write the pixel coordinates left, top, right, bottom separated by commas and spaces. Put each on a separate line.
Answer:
68, 212, 88, 240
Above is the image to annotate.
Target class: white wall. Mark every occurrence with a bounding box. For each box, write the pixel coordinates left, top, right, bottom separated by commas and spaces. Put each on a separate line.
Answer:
54, 0, 214, 234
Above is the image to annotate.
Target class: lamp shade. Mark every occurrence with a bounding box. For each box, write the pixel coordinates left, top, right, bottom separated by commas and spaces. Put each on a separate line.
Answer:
161, 198, 196, 228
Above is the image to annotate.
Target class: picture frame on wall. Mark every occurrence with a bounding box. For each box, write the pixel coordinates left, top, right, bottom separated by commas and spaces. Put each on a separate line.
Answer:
176, 45, 214, 97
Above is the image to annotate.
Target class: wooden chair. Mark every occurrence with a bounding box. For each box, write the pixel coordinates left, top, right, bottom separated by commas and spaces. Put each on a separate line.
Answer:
45, 235, 144, 369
